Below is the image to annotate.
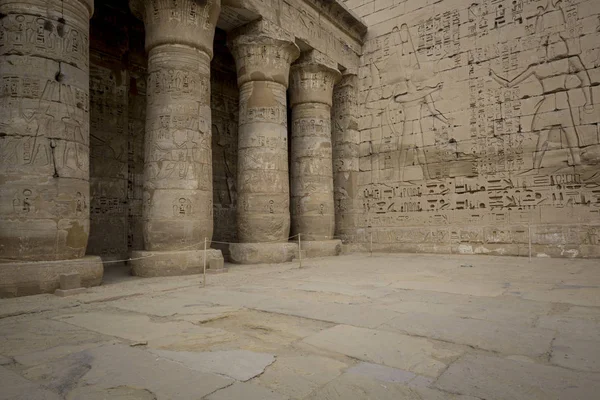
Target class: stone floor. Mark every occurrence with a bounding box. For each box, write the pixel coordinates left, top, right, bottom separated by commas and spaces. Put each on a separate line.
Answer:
1, 253, 599, 400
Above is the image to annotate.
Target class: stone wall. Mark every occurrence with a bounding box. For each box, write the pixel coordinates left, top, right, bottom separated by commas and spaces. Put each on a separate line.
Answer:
211, 29, 239, 248
87, 1, 146, 262
343, 0, 600, 257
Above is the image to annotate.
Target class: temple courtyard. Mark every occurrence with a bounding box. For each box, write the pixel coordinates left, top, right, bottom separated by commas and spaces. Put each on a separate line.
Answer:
1, 253, 599, 400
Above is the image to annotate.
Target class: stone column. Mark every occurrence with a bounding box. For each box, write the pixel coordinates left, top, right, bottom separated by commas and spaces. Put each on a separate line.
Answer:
227, 20, 300, 264
332, 73, 361, 242
128, 0, 223, 277
0, 0, 103, 297
289, 50, 342, 257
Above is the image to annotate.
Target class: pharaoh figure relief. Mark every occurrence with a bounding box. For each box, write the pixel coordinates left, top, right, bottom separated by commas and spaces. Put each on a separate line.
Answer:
365, 22, 456, 184
490, 0, 595, 176
359, 0, 599, 241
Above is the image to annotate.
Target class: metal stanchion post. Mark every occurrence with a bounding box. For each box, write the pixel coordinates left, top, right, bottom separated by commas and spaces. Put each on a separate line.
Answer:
528, 224, 532, 263
203, 237, 207, 287
298, 234, 302, 269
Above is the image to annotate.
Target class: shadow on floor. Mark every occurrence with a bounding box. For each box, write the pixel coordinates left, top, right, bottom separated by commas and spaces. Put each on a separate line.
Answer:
101, 263, 138, 285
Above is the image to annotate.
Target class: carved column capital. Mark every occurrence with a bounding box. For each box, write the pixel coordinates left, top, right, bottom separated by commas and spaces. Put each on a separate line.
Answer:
129, 0, 221, 57
227, 20, 300, 87
337, 71, 359, 89
0, 0, 93, 17
290, 50, 342, 107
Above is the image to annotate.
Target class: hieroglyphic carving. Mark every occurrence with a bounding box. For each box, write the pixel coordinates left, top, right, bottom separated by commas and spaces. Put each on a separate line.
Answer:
0, 0, 92, 261
228, 20, 299, 243
211, 62, 239, 245
0, 13, 89, 68
279, 0, 361, 70
350, 0, 600, 255
289, 51, 341, 241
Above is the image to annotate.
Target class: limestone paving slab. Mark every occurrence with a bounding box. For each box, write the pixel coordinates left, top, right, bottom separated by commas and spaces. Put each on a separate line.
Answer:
304, 373, 480, 400
0, 318, 110, 358
551, 336, 600, 372
149, 349, 276, 381
377, 290, 552, 327
295, 281, 397, 299
381, 312, 555, 357
65, 385, 157, 400
205, 382, 288, 400
44, 344, 234, 399
14, 342, 117, 367
256, 355, 349, 399
192, 287, 399, 328
434, 354, 600, 400
346, 362, 434, 387
53, 311, 235, 349
0, 294, 81, 319
302, 324, 464, 377
0, 366, 62, 400
106, 293, 241, 319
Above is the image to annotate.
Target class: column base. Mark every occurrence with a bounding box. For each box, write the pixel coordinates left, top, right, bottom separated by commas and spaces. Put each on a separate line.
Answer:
130, 249, 224, 278
0, 256, 103, 298
298, 240, 343, 258
229, 242, 299, 264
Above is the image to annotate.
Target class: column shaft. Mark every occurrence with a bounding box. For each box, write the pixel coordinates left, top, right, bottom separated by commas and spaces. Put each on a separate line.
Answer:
228, 21, 299, 244
130, 0, 220, 251
289, 51, 341, 242
144, 45, 213, 250
290, 103, 335, 239
0, 0, 94, 261
332, 73, 360, 241
227, 20, 300, 263
128, 0, 224, 276
237, 80, 289, 242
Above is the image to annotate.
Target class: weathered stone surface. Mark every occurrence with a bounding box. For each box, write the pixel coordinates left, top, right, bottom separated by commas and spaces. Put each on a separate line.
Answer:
206, 382, 287, 400
53, 311, 234, 348
66, 385, 157, 400
0, 0, 94, 262
257, 355, 348, 399
0, 355, 13, 366
227, 20, 299, 253
55, 288, 87, 297
0, 253, 598, 400
289, 50, 341, 246
229, 242, 298, 264
381, 312, 555, 357
13, 342, 114, 367
302, 324, 464, 377
0, 256, 103, 298
130, 249, 224, 277
38, 345, 233, 399
332, 73, 361, 241
150, 349, 275, 381
0, 366, 62, 400
0, 318, 110, 358
340, 0, 600, 258
551, 336, 600, 372
305, 372, 477, 400
300, 240, 343, 258
435, 354, 600, 400
127, 0, 220, 275
60, 273, 82, 290
346, 362, 432, 386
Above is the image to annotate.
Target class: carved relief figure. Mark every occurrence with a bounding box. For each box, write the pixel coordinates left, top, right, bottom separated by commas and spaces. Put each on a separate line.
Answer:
490, 5, 594, 173
380, 23, 451, 182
